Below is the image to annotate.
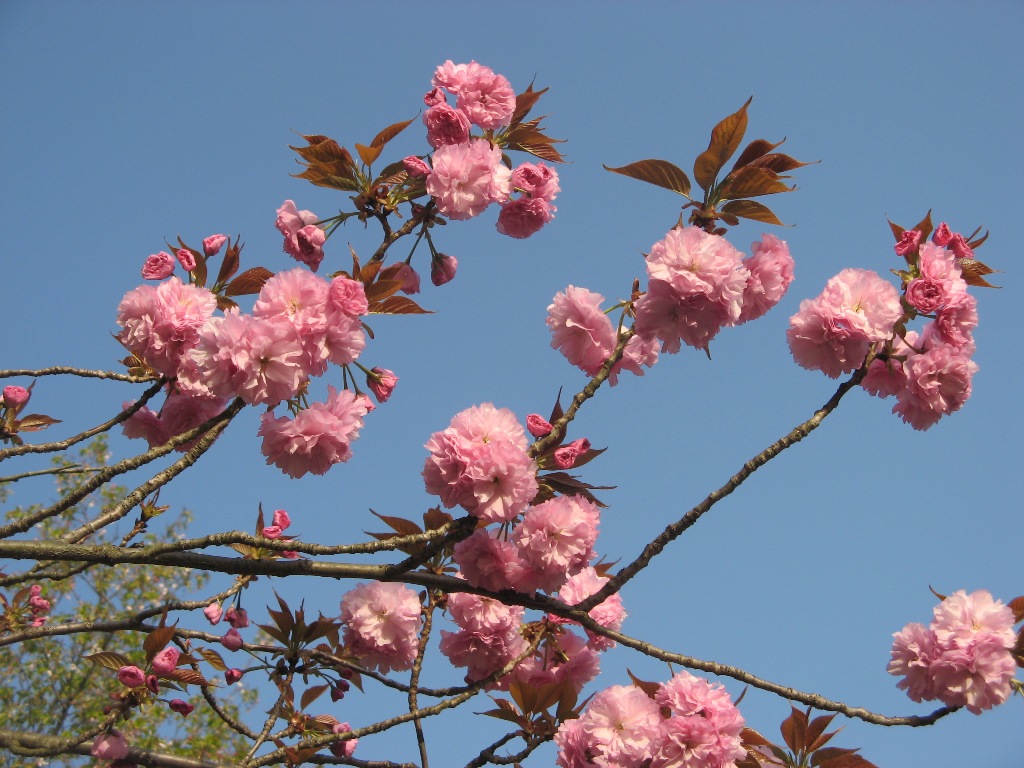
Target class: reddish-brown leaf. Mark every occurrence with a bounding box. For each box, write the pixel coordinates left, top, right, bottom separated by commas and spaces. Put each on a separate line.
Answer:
694, 97, 752, 190
216, 296, 239, 313
14, 414, 61, 432
370, 295, 432, 315
967, 229, 989, 249
720, 199, 784, 226
512, 82, 549, 125
224, 267, 274, 297
368, 510, 423, 537
144, 625, 177, 663
957, 258, 1000, 288
812, 747, 878, 768
355, 142, 383, 168
888, 217, 905, 242
625, 670, 661, 699
732, 138, 787, 171
719, 166, 795, 199
603, 159, 692, 197
83, 651, 132, 671
198, 647, 227, 671
804, 713, 839, 752
780, 706, 808, 753
364, 278, 402, 305
165, 668, 211, 687
372, 160, 410, 188
290, 134, 361, 191
745, 152, 815, 175
910, 209, 934, 242
215, 237, 242, 286
423, 507, 453, 531
300, 684, 329, 711
1008, 595, 1024, 623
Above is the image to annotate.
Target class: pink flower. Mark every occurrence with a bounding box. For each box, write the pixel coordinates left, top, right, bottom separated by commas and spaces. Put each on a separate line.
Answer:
422, 403, 538, 523
262, 508, 291, 539
430, 253, 458, 286
423, 86, 446, 106
526, 413, 553, 437
737, 233, 795, 324
557, 567, 626, 651
553, 438, 591, 469
893, 337, 977, 430
169, 699, 194, 717
117, 665, 146, 688
440, 591, 529, 685
510, 162, 560, 202
555, 685, 662, 768
367, 367, 398, 403
546, 286, 617, 376
203, 234, 228, 256
204, 602, 223, 625
426, 138, 510, 220
224, 668, 243, 684
329, 722, 358, 758
175, 248, 197, 272
423, 102, 471, 148
513, 495, 599, 593
894, 229, 922, 257
948, 233, 974, 260
934, 291, 978, 349
259, 387, 369, 478
340, 582, 421, 673
328, 276, 369, 316
275, 200, 325, 271
142, 251, 175, 280
432, 60, 490, 94
787, 268, 901, 378
932, 222, 953, 246
633, 227, 750, 352
496, 196, 555, 239
151, 646, 180, 676
608, 333, 661, 386
395, 263, 421, 295
2, 385, 30, 408
889, 621, 941, 703
92, 731, 129, 760
220, 628, 243, 651
456, 68, 517, 129
402, 156, 431, 178
452, 529, 527, 592
224, 607, 250, 629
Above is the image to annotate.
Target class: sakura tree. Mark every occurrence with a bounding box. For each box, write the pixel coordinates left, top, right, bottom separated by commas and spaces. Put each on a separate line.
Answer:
0, 60, 1020, 768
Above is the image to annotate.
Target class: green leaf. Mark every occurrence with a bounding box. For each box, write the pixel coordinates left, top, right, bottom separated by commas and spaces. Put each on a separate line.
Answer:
694, 97, 752, 190
603, 159, 691, 197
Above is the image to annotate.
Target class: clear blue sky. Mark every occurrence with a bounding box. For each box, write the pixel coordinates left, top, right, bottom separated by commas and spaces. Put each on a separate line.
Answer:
2, 3, 1022, 766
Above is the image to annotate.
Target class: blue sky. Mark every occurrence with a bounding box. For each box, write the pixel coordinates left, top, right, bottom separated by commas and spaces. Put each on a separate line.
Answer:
1, 3, 1022, 766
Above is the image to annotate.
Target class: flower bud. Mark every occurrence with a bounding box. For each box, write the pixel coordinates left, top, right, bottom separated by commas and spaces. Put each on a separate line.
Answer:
402, 156, 431, 179
932, 222, 953, 246
554, 438, 591, 469
203, 234, 228, 256
894, 230, 922, 258
141, 252, 175, 280
91, 731, 129, 760
396, 263, 420, 295
224, 607, 249, 629
526, 414, 553, 438
169, 699, 195, 717
176, 248, 197, 272
220, 628, 243, 651
329, 722, 358, 758
117, 665, 146, 688
203, 602, 223, 625
225, 668, 243, 684
430, 253, 458, 286
146, 674, 160, 694
367, 368, 399, 404
2, 385, 30, 409
151, 646, 180, 676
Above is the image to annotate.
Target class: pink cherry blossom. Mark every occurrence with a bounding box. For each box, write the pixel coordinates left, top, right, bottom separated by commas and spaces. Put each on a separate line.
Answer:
220, 628, 243, 651
432, 60, 491, 94
553, 438, 591, 469
510, 162, 560, 202
2, 385, 30, 408
327, 276, 369, 316
395, 263, 421, 295
117, 665, 146, 688
526, 413, 553, 437
513, 495, 599, 593
340, 581, 421, 673
426, 138, 510, 220
224, 668, 243, 684
608, 332, 661, 385
263, 508, 291, 539
151, 646, 180, 676
934, 290, 978, 349
169, 699, 194, 717
224, 607, 250, 629
546, 286, 617, 376
557, 685, 662, 768
275, 200, 325, 271
329, 722, 358, 758
367, 367, 398, 403
557, 567, 626, 651
430, 253, 458, 286
423, 102, 471, 148
452, 528, 527, 593
512, 629, 601, 695
92, 731, 129, 760
175, 248, 197, 272
932, 222, 953, 246
892, 336, 977, 430
456, 68, 516, 129
203, 234, 228, 256
204, 602, 223, 625
894, 229, 922, 257
142, 251, 175, 280
402, 155, 431, 179
439, 591, 529, 685
737, 233, 795, 324
496, 196, 555, 239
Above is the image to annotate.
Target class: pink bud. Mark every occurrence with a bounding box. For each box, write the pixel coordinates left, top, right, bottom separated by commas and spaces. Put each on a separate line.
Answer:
220, 628, 243, 651
141, 251, 175, 280
894, 230, 921, 257
151, 646, 180, 676
402, 156, 431, 179
225, 668, 243, 684
271, 509, 291, 530
282, 550, 300, 560
146, 674, 160, 694
526, 414, 553, 438
948, 233, 974, 260
430, 253, 458, 286
91, 731, 129, 760
554, 438, 591, 469
331, 680, 350, 701
203, 234, 228, 256
2, 385, 30, 408
366, 367, 399, 404
932, 222, 953, 246
117, 665, 146, 688
169, 699, 194, 717
329, 722, 358, 758
423, 87, 445, 106
224, 607, 249, 629
176, 248, 197, 272
203, 602, 223, 625
396, 263, 420, 295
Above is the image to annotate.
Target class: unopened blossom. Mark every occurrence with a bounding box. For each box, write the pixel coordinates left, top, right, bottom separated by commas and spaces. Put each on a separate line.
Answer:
948, 233, 974, 260
117, 665, 146, 688
366, 367, 398, 403
175, 248, 197, 272
430, 253, 458, 286
224, 607, 249, 629
546, 286, 617, 376
422, 403, 538, 523
146, 674, 160, 695
92, 731, 129, 761
203, 233, 228, 256
259, 387, 369, 478
340, 581, 421, 673
262, 508, 291, 539
553, 437, 591, 469
423, 102, 471, 148
151, 646, 180, 676
894, 229, 922, 257
426, 138, 510, 220
221, 628, 243, 651
224, 668, 243, 684
402, 155, 431, 178
510, 162, 560, 202
329, 722, 358, 758
496, 196, 555, 239
169, 699, 194, 717
737, 233, 795, 324
142, 252, 175, 280
204, 602, 223, 625
633, 226, 750, 352
526, 413, 553, 437
395, 263, 421, 295
2, 385, 30, 408
932, 222, 953, 246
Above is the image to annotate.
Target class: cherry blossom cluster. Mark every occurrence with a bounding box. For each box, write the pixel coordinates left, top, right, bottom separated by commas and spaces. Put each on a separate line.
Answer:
554, 672, 746, 768
118, 259, 380, 477
0, 583, 51, 630
547, 228, 794, 384
788, 222, 981, 430
421, 403, 625, 690
408, 61, 560, 238
888, 589, 1019, 714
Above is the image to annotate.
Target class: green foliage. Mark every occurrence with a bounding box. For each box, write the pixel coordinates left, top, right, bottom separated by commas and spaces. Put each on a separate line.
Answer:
0, 437, 255, 766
